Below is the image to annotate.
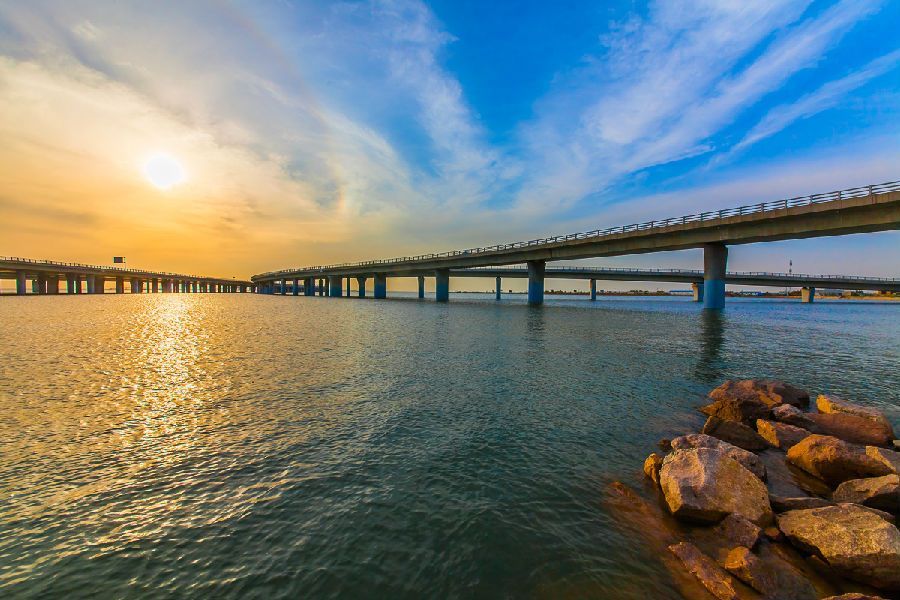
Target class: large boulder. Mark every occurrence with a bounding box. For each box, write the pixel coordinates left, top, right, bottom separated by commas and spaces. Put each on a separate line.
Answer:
701, 379, 808, 425
671, 434, 766, 480
833, 474, 900, 512
713, 513, 763, 549
821, 594, 888, 600
756, 419, 809, 450
703, 416, 770, 451
866, 446, 900, 475
773, 404, 818, 431
817, 395, 895, 433
723, 546, 817, 600
643, 452, 663, 486
659, 448, 772, 525
808, 413, 895, 448
668, 542, 755, 600
786, 435, 892, 487
777, 504, 900, 590
769, 495, 833, 512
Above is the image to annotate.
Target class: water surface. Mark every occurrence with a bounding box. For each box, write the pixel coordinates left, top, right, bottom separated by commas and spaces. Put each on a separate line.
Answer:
1, 294, 898, 598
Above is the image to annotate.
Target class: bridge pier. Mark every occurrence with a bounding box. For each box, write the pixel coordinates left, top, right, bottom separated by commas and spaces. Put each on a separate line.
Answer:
66, 274, 77, 294
329, 276, 343, 297
496, 276, 501, 300
373, 274, 387, 299
703, 243, 727, 310
346, 278, 351, 297
47, 275, 59, 294
92, 275, 105, 294
801, 287, 815, 303
418, 275, 425, 299
590, 278, 597, 301
356, 276, 366, 298
293, 278, 299, 296
692, 282, 704, 302
435, 269, 450, 302
304, 277, 314, 296
527, 260, 545, 306
15, 271, 26, 295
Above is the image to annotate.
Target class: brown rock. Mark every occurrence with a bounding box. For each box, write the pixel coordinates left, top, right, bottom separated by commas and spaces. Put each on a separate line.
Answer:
773, 404, 818, 431
713, 514, 763, 549
866, 446, 900, 475
668, 541, 753, 600
758, 449, 832, 498
817, 395, 895, 432
894, 440, 900, 451
833, 474, 900, 512
770, 495, 833, 512
659, 448, 773, 525
703, 416, 770, 451
756, 419, 809, 450
821, 594, 888, 600
723, 546, 817, 599
807, 412, 895, 448
777, 504, 900, 590
710, 379, 810, 409
643, 452, 663, 486
786, 435, 892, 487
671, 433, 766, 480
763, 526, 784, 542
658, 438, 673, 452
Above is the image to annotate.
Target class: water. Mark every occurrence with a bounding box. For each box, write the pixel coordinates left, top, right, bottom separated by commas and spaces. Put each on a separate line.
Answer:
1, 293, 898, 599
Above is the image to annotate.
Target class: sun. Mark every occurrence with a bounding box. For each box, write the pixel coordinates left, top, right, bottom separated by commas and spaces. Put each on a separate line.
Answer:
142, 153, 186, 190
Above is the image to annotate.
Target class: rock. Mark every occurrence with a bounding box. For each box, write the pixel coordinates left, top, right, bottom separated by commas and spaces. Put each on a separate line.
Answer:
786, 435, 892, 487
713, 514, 763, 549
833, 474, 900, 512
773, 404, 818, 431
763, 526, 784, 542
723, 546, 817, 599
758, 449, 832, 498
777, 504, 900, 590
668, 542, 754, 600
701, 379, 806, 425
659, 448, 772, 525
894, 440, 900, 451
703, 416, 770, 451
853, 504, 897, 525
756, 419, 810, 450
671, 434, 766, 481
866, 446, 900, 475
658, 438, 673, 452
807, 412, 895, 448
643, 453, 663, 486
770, 495, 833, 512
821, 594, 888, 600
817, 395, 895, 432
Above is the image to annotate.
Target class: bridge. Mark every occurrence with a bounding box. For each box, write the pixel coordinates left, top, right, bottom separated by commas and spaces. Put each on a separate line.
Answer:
0, 257, 254, 295
252, 181, 900, 309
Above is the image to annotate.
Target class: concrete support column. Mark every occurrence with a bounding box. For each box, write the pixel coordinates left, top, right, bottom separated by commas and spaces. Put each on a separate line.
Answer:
15, 271, 27, 295
92, 275, 105, 294
319, 278, 326, 296
304, 277, 314, 296
702, 243, 728, 310
34, 274, 47, 294
328, 276, 343, 297
152, 279, 159, 293
417, 275, 426, 299
496, 277, 502, 301
346, 277, 351, 297
116, 277, 125, 294
692, 282, 704, 302
66, 275, 77, 294
293, 279, 300, 296
47, 275, 60, 294
801, 287, 815, 303
356, 276, 366, 298
373, 274, 387, 299
74, 275, 83, 294
280, 280, 287, 295
590, 279, 597, 301
435, 269, 450, 302
527, 260, 545, 306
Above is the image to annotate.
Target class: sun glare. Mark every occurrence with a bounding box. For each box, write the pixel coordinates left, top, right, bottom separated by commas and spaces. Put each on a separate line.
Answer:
142, 153, 186, 190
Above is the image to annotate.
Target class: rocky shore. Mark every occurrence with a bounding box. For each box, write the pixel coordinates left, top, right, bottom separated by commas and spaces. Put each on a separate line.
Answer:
609, 379, 900, 600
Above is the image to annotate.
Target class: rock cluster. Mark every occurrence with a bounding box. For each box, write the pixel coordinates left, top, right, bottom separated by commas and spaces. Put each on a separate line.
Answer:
624, 379, 900, 598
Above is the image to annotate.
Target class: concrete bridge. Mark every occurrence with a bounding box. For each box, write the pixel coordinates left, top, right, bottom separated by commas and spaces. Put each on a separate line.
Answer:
0, 257, 254, 295
253, 181, 900, 309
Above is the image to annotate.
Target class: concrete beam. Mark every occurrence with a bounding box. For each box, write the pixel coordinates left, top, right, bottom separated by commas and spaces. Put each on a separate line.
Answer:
527, 260, 545, 306
703, 243, 727, 310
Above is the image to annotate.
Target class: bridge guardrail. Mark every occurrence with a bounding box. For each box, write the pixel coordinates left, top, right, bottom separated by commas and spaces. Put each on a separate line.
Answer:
254, 180, 899, 279
0, 256, 239, 281
455, 266, 900, 282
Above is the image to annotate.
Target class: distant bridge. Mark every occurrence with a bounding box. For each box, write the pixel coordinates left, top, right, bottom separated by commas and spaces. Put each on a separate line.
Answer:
0, 256, 253, 295
253, 181, 900, 308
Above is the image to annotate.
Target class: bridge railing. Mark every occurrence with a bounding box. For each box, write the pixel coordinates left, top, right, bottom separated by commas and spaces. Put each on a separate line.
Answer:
0, 256, 237, 281
457, 266, 900, 282
255, 180, 900, 279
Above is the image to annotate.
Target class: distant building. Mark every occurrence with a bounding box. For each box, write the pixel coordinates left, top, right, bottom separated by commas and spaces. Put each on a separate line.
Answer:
669, 289, 692, 296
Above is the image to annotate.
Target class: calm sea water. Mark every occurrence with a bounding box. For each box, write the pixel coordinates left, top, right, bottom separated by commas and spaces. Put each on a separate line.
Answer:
1, 293, 898, 599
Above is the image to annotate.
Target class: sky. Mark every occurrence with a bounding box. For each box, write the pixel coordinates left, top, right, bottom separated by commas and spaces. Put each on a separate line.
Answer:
0, 0, 898, 289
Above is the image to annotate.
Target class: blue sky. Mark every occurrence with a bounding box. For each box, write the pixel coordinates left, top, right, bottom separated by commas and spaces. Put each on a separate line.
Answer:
0, 0, 898, 283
